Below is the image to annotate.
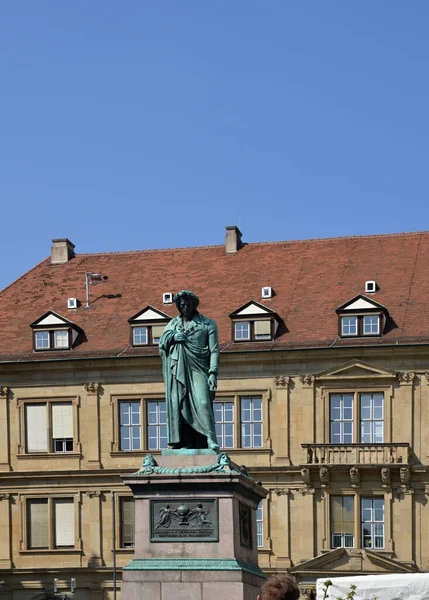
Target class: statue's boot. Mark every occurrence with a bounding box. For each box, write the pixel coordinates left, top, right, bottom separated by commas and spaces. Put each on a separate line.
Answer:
207, 437, 219, 452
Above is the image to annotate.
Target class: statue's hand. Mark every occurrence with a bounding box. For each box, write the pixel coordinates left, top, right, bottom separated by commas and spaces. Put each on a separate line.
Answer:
174, 332, 186, 343
208, 373, 217, 392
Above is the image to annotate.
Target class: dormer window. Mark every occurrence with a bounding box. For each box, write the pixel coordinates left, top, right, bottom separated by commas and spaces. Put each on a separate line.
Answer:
128, 306, 171, 347
337, 295, 388, 338
30, 312, 80, 351
230, 301, 279, 343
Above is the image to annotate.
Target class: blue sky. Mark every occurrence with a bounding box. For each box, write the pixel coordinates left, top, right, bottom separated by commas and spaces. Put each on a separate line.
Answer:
1, 2, 429, 289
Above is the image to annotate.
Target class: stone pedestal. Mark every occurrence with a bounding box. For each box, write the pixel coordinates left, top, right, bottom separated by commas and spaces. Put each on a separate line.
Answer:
121, 450, 268, 600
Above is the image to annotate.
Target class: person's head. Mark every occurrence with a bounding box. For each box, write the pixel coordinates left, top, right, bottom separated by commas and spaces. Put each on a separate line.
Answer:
258, 575, 300, 600
174, 290, 200, 319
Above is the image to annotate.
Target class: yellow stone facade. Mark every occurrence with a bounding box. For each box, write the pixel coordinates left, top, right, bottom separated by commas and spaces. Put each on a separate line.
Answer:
0, 343, 428, 599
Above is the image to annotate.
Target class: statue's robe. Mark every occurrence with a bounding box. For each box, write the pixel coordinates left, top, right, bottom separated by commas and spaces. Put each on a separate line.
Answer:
159, 312, 219, 448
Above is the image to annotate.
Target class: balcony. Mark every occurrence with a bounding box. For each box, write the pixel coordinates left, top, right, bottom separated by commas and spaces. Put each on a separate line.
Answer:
301, 443, 410, 466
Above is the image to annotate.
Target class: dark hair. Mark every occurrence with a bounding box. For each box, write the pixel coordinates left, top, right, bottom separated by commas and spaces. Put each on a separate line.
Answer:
259, 575, 300, 600
174, 290, 200, 311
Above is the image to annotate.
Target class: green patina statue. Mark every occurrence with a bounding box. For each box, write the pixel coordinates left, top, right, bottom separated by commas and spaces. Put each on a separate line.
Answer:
159, 290, 219, 451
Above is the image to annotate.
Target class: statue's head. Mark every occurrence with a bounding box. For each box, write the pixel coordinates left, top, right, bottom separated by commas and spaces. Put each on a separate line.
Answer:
174, 290, 200, 318
143, 454, 156, 467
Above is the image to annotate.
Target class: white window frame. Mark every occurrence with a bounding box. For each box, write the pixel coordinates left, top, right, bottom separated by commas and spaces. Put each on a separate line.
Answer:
241, 396, 263, 448
361, 497, 384, 549
119, 400, 142, 451
214, 400, 235, 449
234, 321, 250, 341
132, 326, 148, 346
330, 394, 354, 444
341, 316, 358, 336
363, 315, 380, 335
360, 393, 384, 443
35, 331, 50, 350
146, 400, 167, 451
256, 501, 264, 548
329, 392, 385, 445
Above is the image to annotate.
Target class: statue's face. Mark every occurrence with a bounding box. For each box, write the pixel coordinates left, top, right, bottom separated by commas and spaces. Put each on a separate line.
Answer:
178, 295, 193, 318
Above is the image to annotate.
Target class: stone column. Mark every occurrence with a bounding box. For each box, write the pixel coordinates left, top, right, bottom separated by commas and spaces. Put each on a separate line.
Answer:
83, 384, 101, 468
84, 491, 103, 567
0, 387, 10, 471
0, 494, 11, 568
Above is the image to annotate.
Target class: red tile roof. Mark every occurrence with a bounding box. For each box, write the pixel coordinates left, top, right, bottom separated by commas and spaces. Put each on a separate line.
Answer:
1, 230, 429, 362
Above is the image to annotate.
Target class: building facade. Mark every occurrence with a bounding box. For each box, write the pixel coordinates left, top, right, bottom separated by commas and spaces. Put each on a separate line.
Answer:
1, 227, 429, 600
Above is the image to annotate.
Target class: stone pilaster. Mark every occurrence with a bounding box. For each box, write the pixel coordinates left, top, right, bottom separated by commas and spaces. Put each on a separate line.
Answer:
0, 387, 10, 471
84, 491, 102, 567
0, 494, 11, 568
83, 383, 101, 468
274, 376, 291, 463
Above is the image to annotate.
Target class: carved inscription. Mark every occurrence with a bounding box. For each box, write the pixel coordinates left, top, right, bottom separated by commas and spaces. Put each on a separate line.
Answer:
150, 499, 218, 542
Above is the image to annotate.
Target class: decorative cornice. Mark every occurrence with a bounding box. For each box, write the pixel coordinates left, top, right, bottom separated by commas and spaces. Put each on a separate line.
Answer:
274, 375, 291, 388
297, 487, 315, 496
84, 383, 100, 394
299, 375, 315, 387
425, 372, 429, 383
0, 387, 8, 398
86, 490, 101, 498
0, 493, 10, 501
397, 372, 415, 385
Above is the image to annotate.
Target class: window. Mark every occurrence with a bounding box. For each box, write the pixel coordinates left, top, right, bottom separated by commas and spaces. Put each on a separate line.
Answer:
214, 401, 234, 448
34, 329, 71, 350
233, 320, 273, 342
213, 395, 265, 449
331, 496, 354, 548
330, 393, 384, 444
256, 501, 264, 548
119, 401, 141, 450
27, 497, 74, 550
235, 322, 250, 341
131, 324, 166, 346
340, 314, 381, 337
360, 393, 384, 443
25, 402, 74, 453
132, 327, 147, 345
361, 498, 384, 548
241, 396, 263, 448
147, 400, 167, 450
330, 394, 353, 444
120, 497, 135, 548
118, 399, 167, 451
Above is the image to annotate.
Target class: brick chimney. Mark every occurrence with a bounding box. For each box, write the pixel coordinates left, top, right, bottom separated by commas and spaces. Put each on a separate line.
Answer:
225, 226, 243, 254
50, 238, 75, 264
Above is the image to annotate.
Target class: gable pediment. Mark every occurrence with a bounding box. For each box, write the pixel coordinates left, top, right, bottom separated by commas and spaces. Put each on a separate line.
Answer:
317, 360, 396, 381
292, 548, 415, 575
30, 311, 74, 328
337, 294, 388, 313
128, 306, 171, 323
229, 300, 277, 318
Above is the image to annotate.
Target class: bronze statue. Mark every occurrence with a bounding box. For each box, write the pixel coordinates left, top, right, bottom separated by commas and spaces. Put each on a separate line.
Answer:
159, 290, 219, 450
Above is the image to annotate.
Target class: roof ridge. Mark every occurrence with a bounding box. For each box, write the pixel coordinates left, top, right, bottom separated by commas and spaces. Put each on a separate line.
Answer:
75, 230, 429, 257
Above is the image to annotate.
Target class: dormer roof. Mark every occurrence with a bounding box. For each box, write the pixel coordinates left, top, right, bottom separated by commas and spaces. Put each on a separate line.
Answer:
128, 306, 171, 324
229, 300, 278, 319
336, 294, 388, 314
30, 311, 76, 329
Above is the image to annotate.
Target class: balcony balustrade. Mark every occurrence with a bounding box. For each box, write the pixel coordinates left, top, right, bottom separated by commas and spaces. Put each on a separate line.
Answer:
301, 443, 410, 465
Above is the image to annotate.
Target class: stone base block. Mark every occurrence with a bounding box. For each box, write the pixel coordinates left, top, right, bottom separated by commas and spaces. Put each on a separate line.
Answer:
123, 562, 265, 600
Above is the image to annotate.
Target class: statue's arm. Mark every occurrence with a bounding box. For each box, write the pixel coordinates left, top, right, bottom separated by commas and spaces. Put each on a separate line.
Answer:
207, 320, 219, 375
159, 323, 176, 352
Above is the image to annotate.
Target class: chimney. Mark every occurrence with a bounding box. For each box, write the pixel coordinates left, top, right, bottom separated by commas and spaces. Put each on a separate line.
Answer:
50, 238, 75, 264
225, 225, 243, 254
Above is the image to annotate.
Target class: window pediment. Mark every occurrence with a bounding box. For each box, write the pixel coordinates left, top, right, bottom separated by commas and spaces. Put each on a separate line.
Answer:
337, 294, 388, 314
316, 360, 397, 381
